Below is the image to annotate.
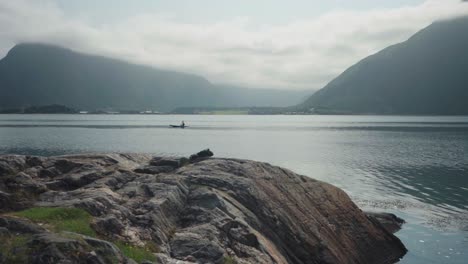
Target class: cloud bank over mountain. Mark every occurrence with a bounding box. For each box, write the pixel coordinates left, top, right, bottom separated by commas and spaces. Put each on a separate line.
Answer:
1, 0, 468, 89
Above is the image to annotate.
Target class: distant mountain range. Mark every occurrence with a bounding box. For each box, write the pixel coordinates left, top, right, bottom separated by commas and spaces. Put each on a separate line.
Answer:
2, 16, 468, 115
0, 43, 310, 112
301, 16, 468, 115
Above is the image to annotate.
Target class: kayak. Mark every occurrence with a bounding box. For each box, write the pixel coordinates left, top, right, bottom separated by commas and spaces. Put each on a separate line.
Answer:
170, 125, 188, 128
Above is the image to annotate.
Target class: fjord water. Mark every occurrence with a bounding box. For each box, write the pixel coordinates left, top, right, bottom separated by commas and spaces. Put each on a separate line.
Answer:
0, 114, 467, 263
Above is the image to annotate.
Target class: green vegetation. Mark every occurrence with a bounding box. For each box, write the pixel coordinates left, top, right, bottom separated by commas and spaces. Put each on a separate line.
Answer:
0, 234, 30, 263
223, 256, 237, 264
10, 207, 159, 263
198, 110, 249, 115
115, 241, 157, 263
12, 207, 96, 237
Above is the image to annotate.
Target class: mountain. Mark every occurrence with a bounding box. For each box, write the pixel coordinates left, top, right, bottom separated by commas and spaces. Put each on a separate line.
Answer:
301, 16, 468, 115
0, 43, 309, 112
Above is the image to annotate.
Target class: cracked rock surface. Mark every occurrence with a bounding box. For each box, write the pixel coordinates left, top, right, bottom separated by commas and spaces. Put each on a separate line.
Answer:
0, 153, 407, 263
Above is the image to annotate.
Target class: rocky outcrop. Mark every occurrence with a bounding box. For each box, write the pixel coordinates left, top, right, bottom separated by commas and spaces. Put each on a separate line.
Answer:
0, 153, 407, 264
189, 149, 214, 162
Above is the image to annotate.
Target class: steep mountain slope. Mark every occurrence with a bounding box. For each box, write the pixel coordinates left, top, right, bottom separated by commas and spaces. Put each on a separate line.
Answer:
0, 43, 307, 112
301, 16, 468, 115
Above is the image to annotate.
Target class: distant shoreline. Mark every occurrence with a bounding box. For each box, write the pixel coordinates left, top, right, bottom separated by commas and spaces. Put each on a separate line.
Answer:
3, 104, 468, 116
2, 113, 468, 117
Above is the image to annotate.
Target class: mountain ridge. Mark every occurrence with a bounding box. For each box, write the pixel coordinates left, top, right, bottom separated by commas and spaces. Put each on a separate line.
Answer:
301, 16, 468, 115
0, 43, 310, 112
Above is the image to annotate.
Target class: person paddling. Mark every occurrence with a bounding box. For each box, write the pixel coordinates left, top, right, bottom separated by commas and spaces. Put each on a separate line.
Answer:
181, 121, 185, 128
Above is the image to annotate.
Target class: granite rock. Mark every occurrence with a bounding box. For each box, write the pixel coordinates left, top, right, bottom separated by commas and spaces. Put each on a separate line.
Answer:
0, 153, 407, 264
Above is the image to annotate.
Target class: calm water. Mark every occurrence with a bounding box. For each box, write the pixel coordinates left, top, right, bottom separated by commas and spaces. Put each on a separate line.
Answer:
1, 114, 467, 263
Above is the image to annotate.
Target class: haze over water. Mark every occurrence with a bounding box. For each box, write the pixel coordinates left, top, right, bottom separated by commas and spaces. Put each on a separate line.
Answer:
1, 114, 467, 263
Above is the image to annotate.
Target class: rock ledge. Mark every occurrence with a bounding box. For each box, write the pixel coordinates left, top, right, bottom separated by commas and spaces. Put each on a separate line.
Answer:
0, 153, 407, 263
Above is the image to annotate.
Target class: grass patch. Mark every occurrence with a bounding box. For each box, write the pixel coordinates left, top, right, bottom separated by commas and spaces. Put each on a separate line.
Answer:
0, 234, 30, 263
115, 241, 157, 263
11, 207, 159, 263
12, 207, 96, 237
223, 256, 237, 264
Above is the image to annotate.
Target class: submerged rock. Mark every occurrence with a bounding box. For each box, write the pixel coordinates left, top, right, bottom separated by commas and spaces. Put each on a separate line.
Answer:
366, 212, 405, 234
0, 153, 407, 263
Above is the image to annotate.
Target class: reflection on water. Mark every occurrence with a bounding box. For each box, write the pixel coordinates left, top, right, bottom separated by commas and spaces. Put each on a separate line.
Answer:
1, 114, 467, 263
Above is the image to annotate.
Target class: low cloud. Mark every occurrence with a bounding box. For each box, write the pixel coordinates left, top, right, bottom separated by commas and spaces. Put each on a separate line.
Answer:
1, 0, 468, 90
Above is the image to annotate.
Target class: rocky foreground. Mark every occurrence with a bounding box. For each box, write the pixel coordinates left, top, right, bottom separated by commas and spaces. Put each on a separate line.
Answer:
0, 152, 406, 264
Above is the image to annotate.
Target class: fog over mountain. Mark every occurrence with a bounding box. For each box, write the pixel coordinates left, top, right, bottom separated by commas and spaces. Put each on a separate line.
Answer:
0, 43, 309, 112
301, 16, 468, 115
1, 1, 468, 90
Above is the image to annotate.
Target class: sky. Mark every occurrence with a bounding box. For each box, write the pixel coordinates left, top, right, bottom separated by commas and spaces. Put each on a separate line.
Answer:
1, 0, 468, 90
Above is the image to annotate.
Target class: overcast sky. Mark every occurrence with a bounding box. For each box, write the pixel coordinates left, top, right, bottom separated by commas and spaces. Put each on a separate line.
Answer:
1, 0, 468, 90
